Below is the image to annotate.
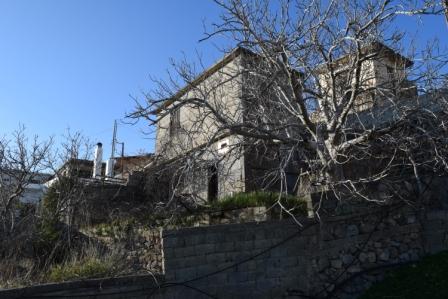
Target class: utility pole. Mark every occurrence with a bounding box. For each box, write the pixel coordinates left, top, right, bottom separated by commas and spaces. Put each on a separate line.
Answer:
111, 120, 117, 160
106, 120, 118, 177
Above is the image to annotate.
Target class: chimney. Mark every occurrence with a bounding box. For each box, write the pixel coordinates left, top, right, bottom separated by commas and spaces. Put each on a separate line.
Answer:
105, 158, 114, 178
92, 143, 103, 178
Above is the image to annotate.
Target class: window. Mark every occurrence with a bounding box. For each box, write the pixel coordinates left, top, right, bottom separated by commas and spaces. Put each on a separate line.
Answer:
217, 139, 229, 154
386, 66, 395, 81
386, 66, 394, 75
169, 107, 181, 136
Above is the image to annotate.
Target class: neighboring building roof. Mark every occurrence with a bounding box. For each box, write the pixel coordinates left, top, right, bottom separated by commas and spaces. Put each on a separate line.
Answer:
114, 154, 153, 170
51, 158, 105, 180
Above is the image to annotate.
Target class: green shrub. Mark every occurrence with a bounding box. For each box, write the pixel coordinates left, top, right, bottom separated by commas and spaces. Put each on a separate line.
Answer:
34, 184, 64, 260
210, 191, 307, 214
361, 251, 448, 299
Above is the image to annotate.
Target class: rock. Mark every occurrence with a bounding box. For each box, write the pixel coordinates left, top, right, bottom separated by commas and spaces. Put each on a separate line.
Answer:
404, 181, 414, 192
399, 253, 410, 261
407, 215, 416, 224
331, 259, 343, 269
390, 247, 399, 258
347, 225, 359, 237
360, 222, 375, 233
388, 219, 397, 226
334, 226, 345, 238
318, 257, 330, 271
325, 283, 335, 292
399, 243, 409, 252
347, 265, 361, 273
359, 252, 368, 263
342, 254, 354, 265
410, 250, 420, 260
389, 240, 400, 247
368, 252, 376, 263
379, 249, 390, 261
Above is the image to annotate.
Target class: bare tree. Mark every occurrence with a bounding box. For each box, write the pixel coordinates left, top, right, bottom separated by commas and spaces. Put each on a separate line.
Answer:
131, 0, 448, 214
43, 130, 93, 228
0, 126, 52, 236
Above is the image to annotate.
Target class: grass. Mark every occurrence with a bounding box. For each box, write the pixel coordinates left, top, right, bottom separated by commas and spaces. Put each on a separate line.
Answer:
210, 191, 307, 213
45, 245, 126, 283
360, 250, 448, 299
47, 258, 115, 282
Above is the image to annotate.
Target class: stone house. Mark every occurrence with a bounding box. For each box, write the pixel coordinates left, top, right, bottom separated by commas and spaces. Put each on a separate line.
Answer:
153, 48, 260, 201
152, 44, 419, 202
315, 42, 417, 115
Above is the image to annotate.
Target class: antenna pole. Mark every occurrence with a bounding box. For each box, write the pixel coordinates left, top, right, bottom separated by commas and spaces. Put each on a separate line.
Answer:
111, 120, 117, 159
105, 120, 118, 178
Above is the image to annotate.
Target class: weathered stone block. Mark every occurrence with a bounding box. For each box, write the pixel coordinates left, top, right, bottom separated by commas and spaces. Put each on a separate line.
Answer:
331, 259, 343, 269
175, 267, 197, 280
379, 249, 390, 261
279, 257, 299, 268
174, 246, 195, 258
347, 225, 359, 237
256, 278, 281, 291
163, 236, 184, 248
214, 242, 235, 252
227, 272, 250, 283
341, 254, 354, 265
205, 253, 227, 264
254, 239, 273, 249
194, 243, 215, 255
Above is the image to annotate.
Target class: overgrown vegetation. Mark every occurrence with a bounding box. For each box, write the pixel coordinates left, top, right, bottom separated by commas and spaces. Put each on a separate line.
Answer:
46, 245, 126, 283
92, 218, 136, 237
361, 251, 448, 299
34, 183, 64, 260
133, 191, 309, 228
210, 191, 307, 212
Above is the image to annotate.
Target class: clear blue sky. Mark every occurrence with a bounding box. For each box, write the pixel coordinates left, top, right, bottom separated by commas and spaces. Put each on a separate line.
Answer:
0, 1, 446, 159
0, 0, 224, 158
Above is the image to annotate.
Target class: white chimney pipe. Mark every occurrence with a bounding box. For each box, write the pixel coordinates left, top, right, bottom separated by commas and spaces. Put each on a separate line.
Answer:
92, 143, 103, 178
105, 158, 114, 178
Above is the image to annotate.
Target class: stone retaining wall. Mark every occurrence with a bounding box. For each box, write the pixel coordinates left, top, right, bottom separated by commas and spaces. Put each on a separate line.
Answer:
86, 225, 163, 273
158, 205, 448, 298
0, 275, 165, 299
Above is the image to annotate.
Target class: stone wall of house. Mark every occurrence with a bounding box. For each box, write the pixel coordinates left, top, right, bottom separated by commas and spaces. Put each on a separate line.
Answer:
157, 205, 448, 299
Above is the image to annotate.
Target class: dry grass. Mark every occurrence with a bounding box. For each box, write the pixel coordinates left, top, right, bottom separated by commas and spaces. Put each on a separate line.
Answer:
45, 243, 129, 283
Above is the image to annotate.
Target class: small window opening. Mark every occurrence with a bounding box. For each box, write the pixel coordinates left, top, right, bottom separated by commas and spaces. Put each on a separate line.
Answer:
208, 164, 218, 201
169, 107, 181, 136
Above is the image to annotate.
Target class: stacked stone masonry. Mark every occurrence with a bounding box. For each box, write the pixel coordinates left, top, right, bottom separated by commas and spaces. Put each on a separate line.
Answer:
159, 205, 447, 298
